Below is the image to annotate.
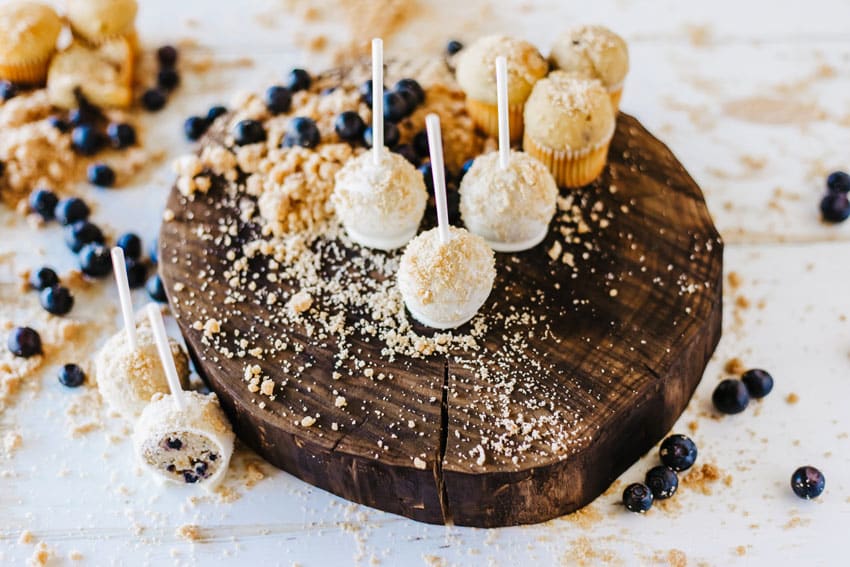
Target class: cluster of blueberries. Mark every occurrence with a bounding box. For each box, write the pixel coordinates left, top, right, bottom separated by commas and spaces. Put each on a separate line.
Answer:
7, 326, 86, 388
140, 45, 182, 112
622, 434, 698, 513
820, 171, 850, 223
712, 368, 773, 414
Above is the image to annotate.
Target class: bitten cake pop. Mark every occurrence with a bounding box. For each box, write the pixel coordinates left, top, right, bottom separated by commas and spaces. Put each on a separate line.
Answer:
94, 247, 190, 419
397, 114, 496, 329
133, 304, 235, 488
460, 57, 557, 252
332, 38, 427, 250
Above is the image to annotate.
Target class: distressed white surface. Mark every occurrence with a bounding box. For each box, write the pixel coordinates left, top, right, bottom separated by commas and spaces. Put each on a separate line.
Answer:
1, 0, 850, 565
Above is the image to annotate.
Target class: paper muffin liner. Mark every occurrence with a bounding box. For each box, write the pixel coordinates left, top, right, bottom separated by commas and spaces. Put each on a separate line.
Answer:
522, 129, 613, 188
466, 98, 525, 143
0, 52, 53, 85
608, 88, 623, 112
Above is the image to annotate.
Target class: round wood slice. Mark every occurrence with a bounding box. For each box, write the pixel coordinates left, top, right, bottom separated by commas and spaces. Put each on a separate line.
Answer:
159, 111, 722, 528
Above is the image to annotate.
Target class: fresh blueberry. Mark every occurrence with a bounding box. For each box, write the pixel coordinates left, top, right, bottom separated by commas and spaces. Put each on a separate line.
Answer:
183, 116, 209, 141
713, 379, 750, 414
157, 68, 180, 91
116, 233, 142, 259
412, 130, 429, 157
29, 188, 59, 220
40, 285, 74, 315
47, 115, 70, 132
741, 368, 773, 399
107, 122, 136, 149
827, 171, 850, 194
146, 274, 167, 302
446, 40, 464, 55
125, 258, 147, 289
65, 220, 104, 253
78, 243, 111, 278
283, 117, 320, 148
149, 237, 159, 265
394, 87, 418, 114
157, 45, 178, 67
363, 121, 399, 149
383, 90, 409, 122
54, 197, 90, 225
68, 106, 97, 127
29, 267, 59, 290
459, 158, 475, 180
58, 363, 85, 387
659, 434, 698, 472
334, 111, 366, 142
7, 326, 42, 358
395, 78, 425, 106
265, 85, 292, 114
71, 125, 104, 155
791, 466, 825, 499
360, 79, 384, 106
820, 193, 850, 223
206, 105, 227, 123
0, 80, 18, 101
622, 482, 653, 513
286, 68, 311, 92
394, 144, 418, 165
141, 88, 167, 111
88, 163, 116, 187
233, 119, 266, 146
645, 466, 678, 500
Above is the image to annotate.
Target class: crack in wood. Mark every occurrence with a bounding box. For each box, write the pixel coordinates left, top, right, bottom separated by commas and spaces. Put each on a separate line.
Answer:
437, 358, 452, 524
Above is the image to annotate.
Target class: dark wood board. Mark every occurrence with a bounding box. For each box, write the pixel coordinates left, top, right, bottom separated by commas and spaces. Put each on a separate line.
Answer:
159, 112, 722, 527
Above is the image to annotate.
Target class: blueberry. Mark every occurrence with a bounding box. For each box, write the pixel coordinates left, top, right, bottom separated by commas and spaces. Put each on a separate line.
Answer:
29, 188, 59, 220
360, 79, 384, 106
157, 68, 180, 91
40, 285, 74, 315
207, 105, 227, 123
54, 197, 89, 225
157, 45, 178, 67
29, 267, 59, 290
622, 482, 653, 513
117, 232, 142, 259
78, 243, 111, 277
712, 379, 750, 414
394, 144, 418, 165
741, 368, 773, 399
71, 125, 104, 155
68, 106, 96, 127
141, 88, 167, 112
233, 119, 266, 146
107, 122, 136, 149
645, 466, 678, 500
183, 116, 209, 141
125, 258, 147, 289
149, 237, 159, 265
459, 158, 475, 180
394, 87, 418, 113
820, 193, 850, 223
264, 85, 292, 114
383, 90, 409, 122
334, 111, 365, 142
412, 130, 429, 157
165, 437, 182, 450
446, 40, 464, 55
88, 163, 115, 187
827, 171, 850, 194
47, 115, 70, 132
58, 363, 85, 387
65, 220, 104, 253
7, 326, 42, 358
363, 122, 399, 149
146, 274, 167, 302
659, 434, 698, 472
791, 466, 825, 499
395, 78, 425, 106
282, 117, 320, 148
286, 68, 311, 92
0, 80, 18, 101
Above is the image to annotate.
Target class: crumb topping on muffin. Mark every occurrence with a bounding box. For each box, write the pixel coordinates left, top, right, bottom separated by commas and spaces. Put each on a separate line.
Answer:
455, 35, 548, 104
549, 25, 629, 92
67, 0, 138, 44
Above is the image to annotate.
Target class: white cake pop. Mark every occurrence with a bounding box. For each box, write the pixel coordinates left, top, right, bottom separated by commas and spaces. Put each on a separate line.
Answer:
459, 57, 557, 252
332, 38, 427, 250
133, 305, 235, 488
94, 248, 190, 419
397, 114, 496, 329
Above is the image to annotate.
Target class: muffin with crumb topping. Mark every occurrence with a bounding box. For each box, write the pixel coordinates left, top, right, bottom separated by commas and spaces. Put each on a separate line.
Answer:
0, 1, 62, 85
67, 0, 138, 51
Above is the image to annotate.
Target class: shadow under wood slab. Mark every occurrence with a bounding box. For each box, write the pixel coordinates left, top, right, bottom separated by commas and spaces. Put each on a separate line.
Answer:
159, 113, 723, 527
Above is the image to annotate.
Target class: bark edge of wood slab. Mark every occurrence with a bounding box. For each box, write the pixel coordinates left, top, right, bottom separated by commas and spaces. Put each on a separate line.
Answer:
160, 113, 723, 527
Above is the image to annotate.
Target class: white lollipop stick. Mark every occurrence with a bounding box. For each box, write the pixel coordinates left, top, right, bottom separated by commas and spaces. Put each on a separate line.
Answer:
372, 38, 384, 165
425, 114, 450, 245
110, 247, 137, 350
146, 303, 186, 411
495, 56, 510, 169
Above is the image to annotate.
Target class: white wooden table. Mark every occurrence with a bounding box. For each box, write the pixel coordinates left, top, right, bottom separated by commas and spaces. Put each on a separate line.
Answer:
2, 0, 849, 564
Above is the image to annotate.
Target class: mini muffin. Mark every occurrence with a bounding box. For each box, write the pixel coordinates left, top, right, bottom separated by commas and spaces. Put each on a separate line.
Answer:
47, 38, 134, 109
0, 2, 62, 85
549, 25, 629, 111
67, 0, 138, 47
522, 71, 615, 188
456, 35, 548, 142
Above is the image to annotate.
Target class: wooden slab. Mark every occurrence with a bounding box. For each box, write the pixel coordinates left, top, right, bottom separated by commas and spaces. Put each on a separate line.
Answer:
159, 111, 722, 527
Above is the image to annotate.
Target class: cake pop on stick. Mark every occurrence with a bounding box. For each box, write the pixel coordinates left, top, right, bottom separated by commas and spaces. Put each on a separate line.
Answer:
132, 304, 235, 488
397, 114, 496, 329
458, 57, 558, 252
